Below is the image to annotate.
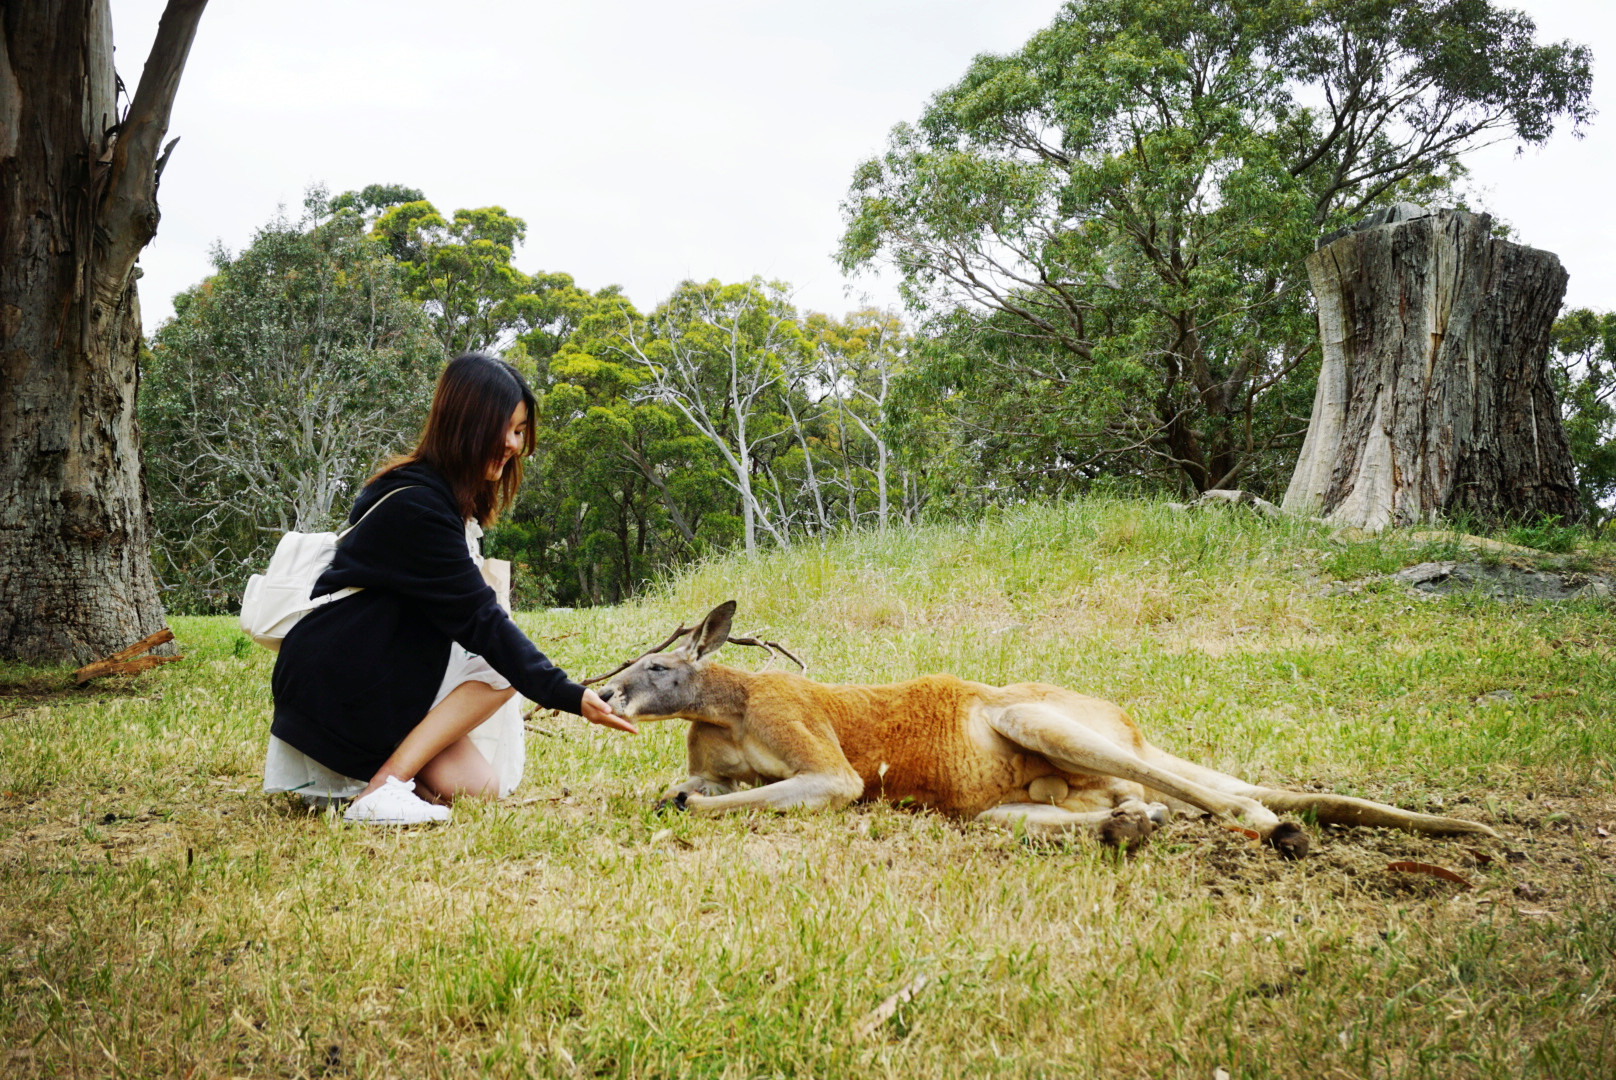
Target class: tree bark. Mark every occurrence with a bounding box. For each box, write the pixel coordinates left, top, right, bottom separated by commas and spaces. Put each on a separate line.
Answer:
0, 1, 207, 662
1282, 205, 1580, 530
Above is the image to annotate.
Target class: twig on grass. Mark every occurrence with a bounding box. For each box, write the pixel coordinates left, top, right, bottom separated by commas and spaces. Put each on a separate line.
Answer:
1386, 861, 1472, 888
852, 973, 930, 1040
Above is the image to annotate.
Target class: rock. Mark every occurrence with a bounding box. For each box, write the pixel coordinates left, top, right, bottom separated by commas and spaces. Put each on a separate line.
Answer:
1474, 689, 1518, 706
1395, 562, 1458, 586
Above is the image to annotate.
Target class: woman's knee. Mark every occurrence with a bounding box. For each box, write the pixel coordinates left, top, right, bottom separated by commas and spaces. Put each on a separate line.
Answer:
456, 680, 516, 708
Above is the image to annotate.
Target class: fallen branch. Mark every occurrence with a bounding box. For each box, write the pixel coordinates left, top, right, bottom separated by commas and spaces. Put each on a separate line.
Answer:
74, 628, 183, 684
851, 974, 929, 1040
1386, 861, 1471, 889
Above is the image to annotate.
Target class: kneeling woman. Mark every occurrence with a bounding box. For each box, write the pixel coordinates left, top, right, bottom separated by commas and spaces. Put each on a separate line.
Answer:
264, 353, 632, 824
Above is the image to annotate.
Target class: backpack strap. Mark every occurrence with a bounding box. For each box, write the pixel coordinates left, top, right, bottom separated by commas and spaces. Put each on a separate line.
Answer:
335, 484, 419, 543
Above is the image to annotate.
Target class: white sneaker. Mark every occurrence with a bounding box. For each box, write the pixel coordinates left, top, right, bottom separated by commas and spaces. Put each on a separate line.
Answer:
342, 776, 451, 825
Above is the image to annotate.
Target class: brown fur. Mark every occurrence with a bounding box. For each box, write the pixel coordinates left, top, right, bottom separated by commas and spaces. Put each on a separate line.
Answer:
600, 603, 1498, 853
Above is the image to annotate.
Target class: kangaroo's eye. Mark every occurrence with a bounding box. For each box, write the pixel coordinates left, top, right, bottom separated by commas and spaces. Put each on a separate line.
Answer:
648, 663, 666, 673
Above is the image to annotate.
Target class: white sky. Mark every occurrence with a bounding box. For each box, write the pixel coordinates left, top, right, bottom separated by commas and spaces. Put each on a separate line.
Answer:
116, 0, 1616, 330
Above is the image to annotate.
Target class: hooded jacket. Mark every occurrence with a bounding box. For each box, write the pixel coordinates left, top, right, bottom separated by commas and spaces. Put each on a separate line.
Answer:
269, 461, 586, 779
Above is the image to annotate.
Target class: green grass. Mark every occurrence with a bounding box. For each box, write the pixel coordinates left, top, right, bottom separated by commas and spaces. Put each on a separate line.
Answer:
3, 497, 1614, 1078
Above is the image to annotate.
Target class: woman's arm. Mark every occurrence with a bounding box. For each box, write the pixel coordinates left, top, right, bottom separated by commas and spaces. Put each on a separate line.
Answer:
342, 493, 592, 716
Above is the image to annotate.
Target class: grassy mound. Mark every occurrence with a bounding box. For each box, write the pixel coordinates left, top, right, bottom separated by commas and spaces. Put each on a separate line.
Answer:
3, 498, 1613, 1078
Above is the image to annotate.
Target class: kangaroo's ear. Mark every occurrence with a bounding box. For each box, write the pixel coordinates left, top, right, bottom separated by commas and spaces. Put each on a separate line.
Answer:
688, 600, 736, 663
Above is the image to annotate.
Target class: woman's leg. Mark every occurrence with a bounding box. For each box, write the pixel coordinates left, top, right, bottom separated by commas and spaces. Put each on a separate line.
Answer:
356, 682, 516, 803
416, 735, 498, 804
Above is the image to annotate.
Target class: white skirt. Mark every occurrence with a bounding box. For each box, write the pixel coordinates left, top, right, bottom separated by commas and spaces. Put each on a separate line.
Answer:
261, 642, 525, 800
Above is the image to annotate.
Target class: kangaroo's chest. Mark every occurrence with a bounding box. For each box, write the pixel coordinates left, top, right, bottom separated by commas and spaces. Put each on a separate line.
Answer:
687, 722, 795, 787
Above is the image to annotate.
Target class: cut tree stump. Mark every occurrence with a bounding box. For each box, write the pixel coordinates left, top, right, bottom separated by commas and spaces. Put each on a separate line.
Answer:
1282, 204, 1580, 530
73, 628, 183, 685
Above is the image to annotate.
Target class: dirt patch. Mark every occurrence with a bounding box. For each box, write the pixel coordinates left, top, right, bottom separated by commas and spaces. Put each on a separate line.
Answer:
1153, 793, 1616, 923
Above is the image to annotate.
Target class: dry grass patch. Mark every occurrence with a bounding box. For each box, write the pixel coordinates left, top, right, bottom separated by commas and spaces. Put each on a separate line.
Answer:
3, 499, 1614, 1078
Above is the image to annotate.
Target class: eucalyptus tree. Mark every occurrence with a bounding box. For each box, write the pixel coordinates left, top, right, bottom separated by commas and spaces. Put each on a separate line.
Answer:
801, 309, 916, 529
371, 198, 542, 357
0, 0, 207, 662
839, 0, 1593, 496
615, 279, 803, 555
491, 286, 734, 607
329, 183, 425, 219
141, 196, 439, 611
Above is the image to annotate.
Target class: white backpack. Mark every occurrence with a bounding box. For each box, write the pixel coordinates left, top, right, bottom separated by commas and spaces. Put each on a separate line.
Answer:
238, 487, 415, 651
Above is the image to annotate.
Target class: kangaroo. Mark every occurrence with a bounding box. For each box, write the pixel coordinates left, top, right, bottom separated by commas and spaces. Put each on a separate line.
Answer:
596, 602, 1498, 856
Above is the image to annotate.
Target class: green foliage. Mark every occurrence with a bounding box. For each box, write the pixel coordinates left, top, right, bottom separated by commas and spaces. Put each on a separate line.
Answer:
840, 0, 1593, 498
327, 183, 425, 218
1550, 309, 1616, 525
142, 191, 439, 612
370, 199, 552, 357
1502, 518, 1584, 555
484, 282, 925, 606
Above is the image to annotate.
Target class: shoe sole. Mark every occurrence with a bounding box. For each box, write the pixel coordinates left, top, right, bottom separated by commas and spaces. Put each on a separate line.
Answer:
343, 814, 449, 825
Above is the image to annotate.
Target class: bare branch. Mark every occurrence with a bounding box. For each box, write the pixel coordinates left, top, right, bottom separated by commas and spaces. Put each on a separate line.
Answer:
100, 0, 208, 279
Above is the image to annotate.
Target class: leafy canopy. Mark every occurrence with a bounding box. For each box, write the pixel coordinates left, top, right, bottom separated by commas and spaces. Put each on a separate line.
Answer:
840, 0, 1592, 496
142, 191, 440, 611
370, 198, 555, 358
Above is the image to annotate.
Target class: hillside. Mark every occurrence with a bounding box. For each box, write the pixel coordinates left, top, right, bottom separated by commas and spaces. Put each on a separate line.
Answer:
2, 499, 1613, 1078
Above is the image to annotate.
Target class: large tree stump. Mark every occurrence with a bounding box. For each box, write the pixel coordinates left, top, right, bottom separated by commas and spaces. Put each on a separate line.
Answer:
1282, 205, 1580, 530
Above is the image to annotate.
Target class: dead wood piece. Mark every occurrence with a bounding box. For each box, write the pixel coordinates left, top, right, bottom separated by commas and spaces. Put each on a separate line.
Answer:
725, 635, 807, 673
1386, 861, 1472, 889
851, 974, 930, 1040
583, 623, 806, 684
582, 624, 699, 686
74, 628, 181, 684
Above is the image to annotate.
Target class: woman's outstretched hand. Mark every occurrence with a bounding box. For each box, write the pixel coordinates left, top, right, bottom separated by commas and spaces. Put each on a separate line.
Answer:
580, 687, 637, 734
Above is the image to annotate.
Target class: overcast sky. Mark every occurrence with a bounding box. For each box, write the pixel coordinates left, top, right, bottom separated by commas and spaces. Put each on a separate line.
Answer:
116, 0, 1616, 330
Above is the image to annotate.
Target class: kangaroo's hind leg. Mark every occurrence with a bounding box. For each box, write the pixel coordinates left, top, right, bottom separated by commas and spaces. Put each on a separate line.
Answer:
989, 703, 1307, 855
1139, 745, 1497, 839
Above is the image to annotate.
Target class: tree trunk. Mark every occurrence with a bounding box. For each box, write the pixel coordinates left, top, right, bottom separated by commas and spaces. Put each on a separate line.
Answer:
0, 1, 207, 662
1282, 205, 1580, 530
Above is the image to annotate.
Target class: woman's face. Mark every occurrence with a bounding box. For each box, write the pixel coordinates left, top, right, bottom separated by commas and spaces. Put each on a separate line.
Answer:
486, 400, 529, 482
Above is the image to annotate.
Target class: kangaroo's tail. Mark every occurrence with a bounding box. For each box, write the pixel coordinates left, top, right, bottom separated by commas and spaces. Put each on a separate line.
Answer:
1251, 788, 1498, 838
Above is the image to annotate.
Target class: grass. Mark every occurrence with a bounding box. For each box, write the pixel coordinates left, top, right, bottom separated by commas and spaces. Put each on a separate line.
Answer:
2, 497, 1614, 1078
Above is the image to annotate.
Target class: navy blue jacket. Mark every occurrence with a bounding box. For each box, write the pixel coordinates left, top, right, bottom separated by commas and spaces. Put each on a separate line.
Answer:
270, 462, 585, 779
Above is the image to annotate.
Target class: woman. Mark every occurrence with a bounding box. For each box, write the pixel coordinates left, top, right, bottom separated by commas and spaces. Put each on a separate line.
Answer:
264, 353, 633, 824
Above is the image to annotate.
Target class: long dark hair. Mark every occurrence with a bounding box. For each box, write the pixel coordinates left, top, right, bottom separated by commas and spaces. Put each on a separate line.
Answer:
374, 353, 537, 525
